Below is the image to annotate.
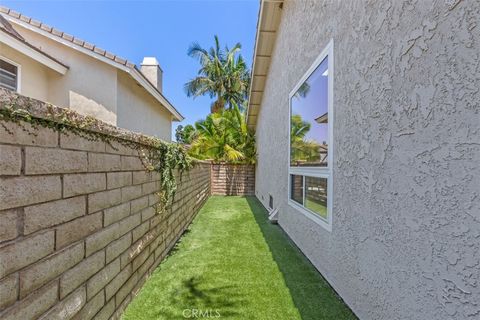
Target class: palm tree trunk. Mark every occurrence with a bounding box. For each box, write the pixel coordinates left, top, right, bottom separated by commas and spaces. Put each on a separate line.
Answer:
211, 98, 225, 113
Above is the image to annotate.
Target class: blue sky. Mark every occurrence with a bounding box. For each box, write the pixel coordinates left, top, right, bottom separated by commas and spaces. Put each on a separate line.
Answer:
3, 0, 259, 140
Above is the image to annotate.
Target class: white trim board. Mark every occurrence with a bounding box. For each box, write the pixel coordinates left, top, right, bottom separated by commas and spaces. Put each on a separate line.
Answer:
0, 32, 67, 74
0, 55, 22, 93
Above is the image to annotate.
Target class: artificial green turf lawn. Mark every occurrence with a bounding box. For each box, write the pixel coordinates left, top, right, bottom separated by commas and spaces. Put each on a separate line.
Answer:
122, 196, 356, 320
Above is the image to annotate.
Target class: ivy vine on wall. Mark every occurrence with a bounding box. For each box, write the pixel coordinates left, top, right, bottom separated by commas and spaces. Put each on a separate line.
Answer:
0, 99, 192, 212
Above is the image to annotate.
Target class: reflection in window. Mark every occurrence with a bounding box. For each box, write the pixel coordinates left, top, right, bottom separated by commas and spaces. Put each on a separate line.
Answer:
305, 176, 327, 219
290, 56, 328, 167
290, 175, 304, 205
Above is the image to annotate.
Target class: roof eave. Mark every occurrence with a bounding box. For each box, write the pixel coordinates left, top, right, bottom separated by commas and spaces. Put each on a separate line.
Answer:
246, 0, 284, 130
0, 30, 68, 74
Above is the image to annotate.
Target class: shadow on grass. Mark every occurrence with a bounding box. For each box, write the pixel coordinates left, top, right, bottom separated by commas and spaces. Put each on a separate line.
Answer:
154, 275, 245, 319
245, 196, 357, 320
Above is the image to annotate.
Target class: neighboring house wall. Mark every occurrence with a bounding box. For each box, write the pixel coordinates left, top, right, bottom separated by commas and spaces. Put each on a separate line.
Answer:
1, 20, 175, 141
0, 44, 50, 101
13, 23, 118, 125
117, 71, 172, 140
254, 1, 479, 320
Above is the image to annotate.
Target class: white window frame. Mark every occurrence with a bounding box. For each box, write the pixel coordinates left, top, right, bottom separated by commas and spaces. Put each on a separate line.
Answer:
0, 56, 22, 93
287, 40, 334, 232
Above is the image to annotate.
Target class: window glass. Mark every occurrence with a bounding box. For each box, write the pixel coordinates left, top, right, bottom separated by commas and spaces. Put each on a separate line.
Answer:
305, 176, 328, 219
0, 59, 18, 91
290, 175, 304, 205
290, 56, 328, 167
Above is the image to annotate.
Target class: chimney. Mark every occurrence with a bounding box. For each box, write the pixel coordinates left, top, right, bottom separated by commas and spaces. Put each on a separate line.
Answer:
140, 57, 163, 92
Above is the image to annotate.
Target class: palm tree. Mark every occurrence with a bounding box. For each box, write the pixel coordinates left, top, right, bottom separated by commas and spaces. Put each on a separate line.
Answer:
189, 103, 256, 163
290, 114, 322, 164
184, 35, 250, 113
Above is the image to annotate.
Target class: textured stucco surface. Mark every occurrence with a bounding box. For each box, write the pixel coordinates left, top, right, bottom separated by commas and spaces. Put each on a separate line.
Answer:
254, 1, 480, 319
0, 44, 51, 101
117, 71, 172, 141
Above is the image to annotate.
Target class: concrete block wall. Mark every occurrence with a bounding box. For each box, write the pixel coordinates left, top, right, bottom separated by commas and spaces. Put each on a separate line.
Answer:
0, 101, 211, 319
210, 164, 255, 196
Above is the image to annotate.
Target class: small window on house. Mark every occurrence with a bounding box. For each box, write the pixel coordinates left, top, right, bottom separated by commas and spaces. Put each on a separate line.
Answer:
288, 40, 333, 231
269, 195, 274, 209
0, 59, 19, 92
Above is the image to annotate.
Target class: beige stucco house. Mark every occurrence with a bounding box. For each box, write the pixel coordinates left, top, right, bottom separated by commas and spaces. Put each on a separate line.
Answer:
248, 1, 479, 320
0, 7, 183, 141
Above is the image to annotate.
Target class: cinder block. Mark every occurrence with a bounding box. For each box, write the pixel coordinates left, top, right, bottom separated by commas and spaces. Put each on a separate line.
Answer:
0, 280, 58, 320
0, 121, 58, 147
40, 286, 86, 320
85, 225, 116, 257
94, 297, 115, 320
132, 171, 152, 185
121, 156, 144, 171
88, 153, 121, 172
142, 181, 157, 195
63, 173, 106, 197
120, 230, 155, 269
0, 273, 18, 310
104, 202, 130, 227
87, 189, 121, 213
0, 145, 21, 175
0, 209, 18, 242
24, 196, 86, 235
86, 258, 120, 300
60, 133, 105, 152
132, 249, 149, 272
105, 141, 137, 156
115, 271, 138, 307
60, 250, 104, 298
0, 176, 62, 210
85, 214, 139, 257
71, 290, 104, 320
105, 264, 131, 301
107, 172, 132, 189
137, 254, 154, 279
132, 221, 149, 243
148, 193, 160, 206
117, 213, 141, 237
105, 233, 131, 264
131, 196, 149, 213
19, 242, 84, 298
121, 185, 142, 202
0, 231, 54, 278
55, 212, 102, 249
141, 207, 155, 222
25, 147, 87, 174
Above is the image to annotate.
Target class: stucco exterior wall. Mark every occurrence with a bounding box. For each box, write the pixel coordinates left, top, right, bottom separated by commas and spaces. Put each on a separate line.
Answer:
116, 71, 172, 141
0, 45, 50, 102
14, 24, 118, 125
254, 1, 480, 319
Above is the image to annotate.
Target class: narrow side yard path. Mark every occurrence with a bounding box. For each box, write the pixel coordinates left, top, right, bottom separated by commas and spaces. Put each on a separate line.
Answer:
123, 196, 356, 320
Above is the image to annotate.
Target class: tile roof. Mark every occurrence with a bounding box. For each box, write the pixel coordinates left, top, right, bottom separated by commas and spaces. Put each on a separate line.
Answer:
0, 14, 69, 69
0, 6, 135, 69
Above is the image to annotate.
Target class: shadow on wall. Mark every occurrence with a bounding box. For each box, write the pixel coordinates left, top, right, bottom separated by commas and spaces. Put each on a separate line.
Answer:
245, 197, 358, 320
69, 90, 117, 125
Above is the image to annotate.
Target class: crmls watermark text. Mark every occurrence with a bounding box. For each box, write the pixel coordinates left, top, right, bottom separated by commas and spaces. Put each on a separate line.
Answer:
182, 309, 221, 318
